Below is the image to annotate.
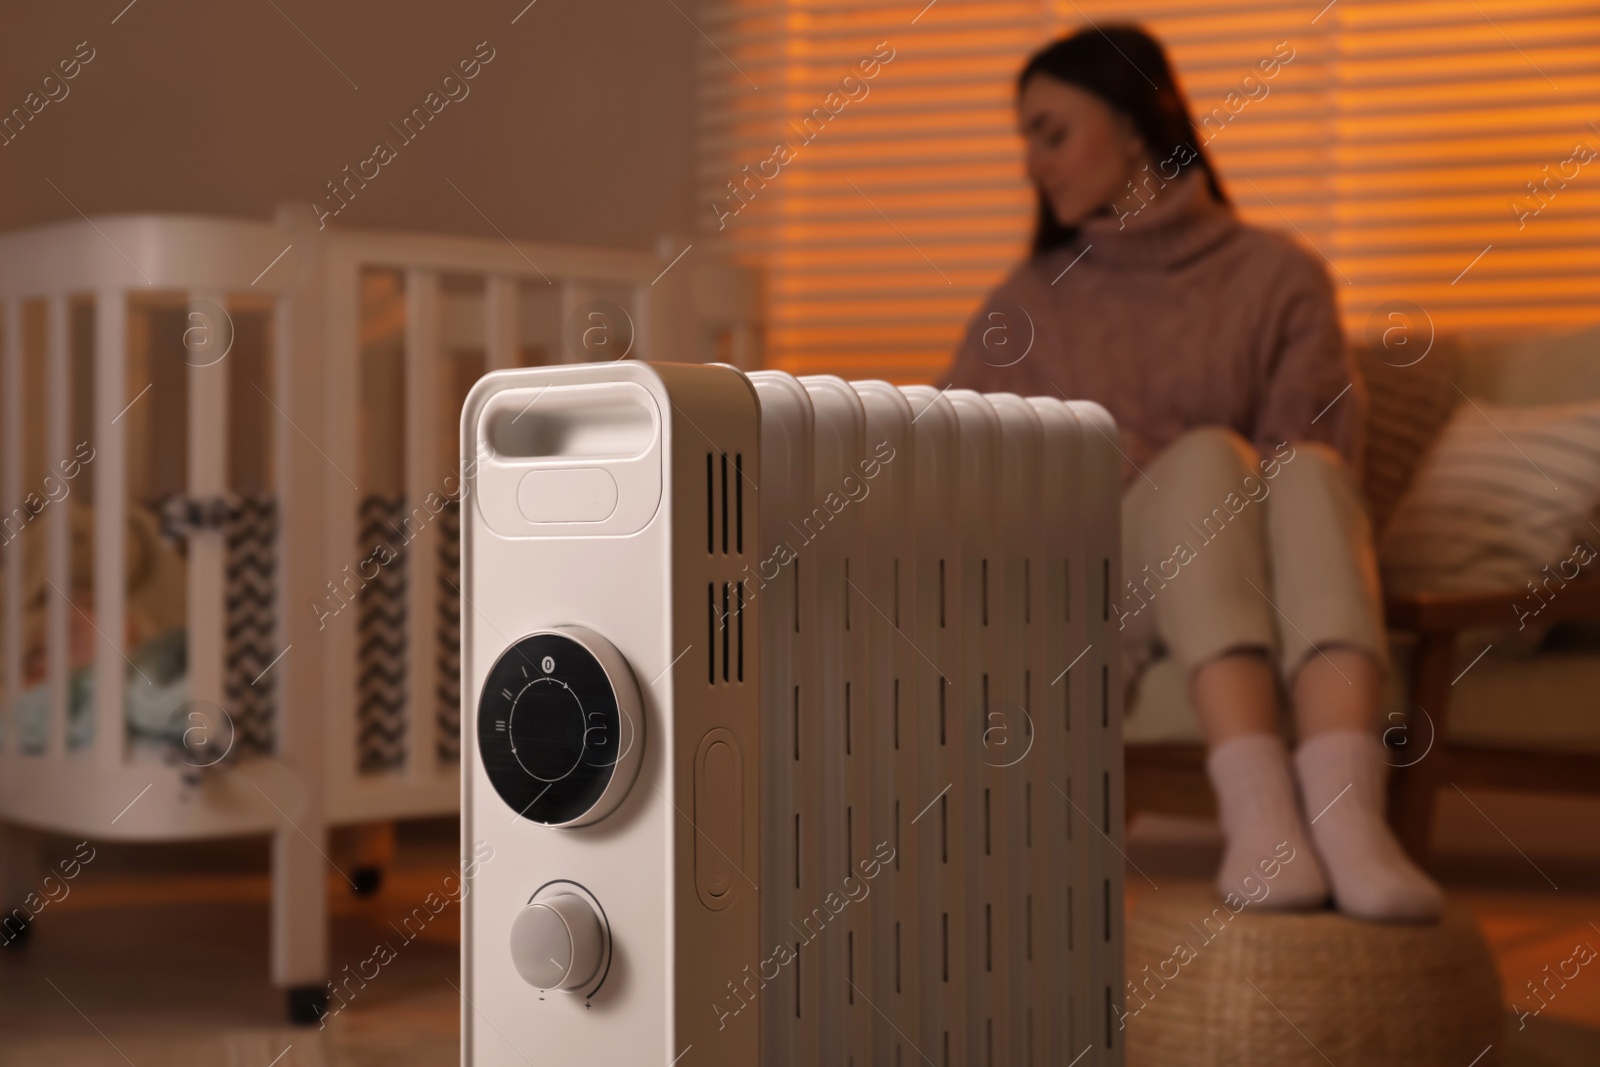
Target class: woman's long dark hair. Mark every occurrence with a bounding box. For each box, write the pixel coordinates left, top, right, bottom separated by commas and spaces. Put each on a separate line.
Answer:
1020, 25, 1227, 255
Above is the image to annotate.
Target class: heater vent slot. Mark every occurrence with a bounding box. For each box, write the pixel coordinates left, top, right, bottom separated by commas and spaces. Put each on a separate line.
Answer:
1102, 771, 1111, 836
705, 578, 744, 688
894, 799, 901, 870
843, 558, 852, 630
940, 793, 948, 863
895, 921, 902, 994
846, 805, 854, 878
847, 931, 855, 1003
938, 558, 946, 628
892, 679, 900, 750
983, 788, 991, 857
706, 450, 746, 557
844, 683, 852, 756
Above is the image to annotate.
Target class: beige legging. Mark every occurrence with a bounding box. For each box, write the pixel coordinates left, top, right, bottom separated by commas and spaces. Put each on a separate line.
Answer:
1118, 426, 1389, 688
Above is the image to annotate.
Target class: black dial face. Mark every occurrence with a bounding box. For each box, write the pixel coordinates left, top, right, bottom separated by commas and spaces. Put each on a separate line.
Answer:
477, 633, 626, 824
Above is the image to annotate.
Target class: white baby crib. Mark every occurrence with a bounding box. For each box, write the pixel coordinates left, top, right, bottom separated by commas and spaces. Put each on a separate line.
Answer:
0, 206, 759, 1019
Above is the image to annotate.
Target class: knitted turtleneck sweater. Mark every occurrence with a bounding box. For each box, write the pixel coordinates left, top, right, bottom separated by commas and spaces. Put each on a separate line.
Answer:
940, 171, 1364, 489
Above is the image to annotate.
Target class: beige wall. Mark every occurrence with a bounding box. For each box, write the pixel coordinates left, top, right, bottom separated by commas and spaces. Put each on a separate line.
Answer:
0, 0, 697, 250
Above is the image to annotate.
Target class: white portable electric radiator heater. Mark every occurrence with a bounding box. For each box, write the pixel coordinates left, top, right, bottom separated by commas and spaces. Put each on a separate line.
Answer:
460, 361, 1126, 1066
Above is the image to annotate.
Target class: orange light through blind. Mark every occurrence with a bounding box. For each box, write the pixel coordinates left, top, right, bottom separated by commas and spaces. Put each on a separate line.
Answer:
697, 0, 1600, 382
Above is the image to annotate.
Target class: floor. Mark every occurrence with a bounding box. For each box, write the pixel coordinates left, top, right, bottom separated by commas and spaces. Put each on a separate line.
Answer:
0, 828, 460, 1067
1, 821, 1597, 1066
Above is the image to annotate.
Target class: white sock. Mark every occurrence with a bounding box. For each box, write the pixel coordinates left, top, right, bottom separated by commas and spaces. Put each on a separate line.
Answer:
1206, 733, 1329, 910
1294, 731, 1444, 923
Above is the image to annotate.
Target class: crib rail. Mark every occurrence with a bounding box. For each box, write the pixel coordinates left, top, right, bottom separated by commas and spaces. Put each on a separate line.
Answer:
0, 209, 761, 839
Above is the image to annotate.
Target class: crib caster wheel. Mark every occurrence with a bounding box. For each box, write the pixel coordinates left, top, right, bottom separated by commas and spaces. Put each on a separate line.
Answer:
286, 985, 329, 1027
0, 917, 31, 950
351, 867, 384, 898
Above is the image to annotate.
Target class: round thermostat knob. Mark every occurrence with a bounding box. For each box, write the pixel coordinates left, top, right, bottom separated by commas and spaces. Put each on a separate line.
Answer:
509, 893, 604, 992
477, 626, 645, 827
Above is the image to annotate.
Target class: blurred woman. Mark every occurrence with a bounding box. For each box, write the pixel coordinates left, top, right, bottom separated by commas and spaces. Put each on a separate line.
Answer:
943, 25, 1440, 921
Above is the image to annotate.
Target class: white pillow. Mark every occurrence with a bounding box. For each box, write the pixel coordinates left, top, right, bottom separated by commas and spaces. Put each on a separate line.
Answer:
1379, 399, 1600, 611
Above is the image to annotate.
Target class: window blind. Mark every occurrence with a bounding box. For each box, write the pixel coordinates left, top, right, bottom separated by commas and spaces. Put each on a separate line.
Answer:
695, 0, 1600, 381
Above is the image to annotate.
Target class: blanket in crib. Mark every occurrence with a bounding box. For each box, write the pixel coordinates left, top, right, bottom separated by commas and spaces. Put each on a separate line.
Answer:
11, 628, 188, 754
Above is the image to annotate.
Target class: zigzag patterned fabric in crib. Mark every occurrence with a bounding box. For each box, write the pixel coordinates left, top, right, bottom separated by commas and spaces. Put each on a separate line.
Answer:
352, 494, 466, 772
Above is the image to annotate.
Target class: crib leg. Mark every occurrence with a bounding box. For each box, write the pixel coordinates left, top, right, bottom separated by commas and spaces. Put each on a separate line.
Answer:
0, 822, 44, 949
272, 822, 329, 1025
349, 822, 396, 898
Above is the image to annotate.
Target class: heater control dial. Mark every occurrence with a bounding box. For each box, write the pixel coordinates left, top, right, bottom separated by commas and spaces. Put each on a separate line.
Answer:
509, 892, 606, 992
477, 627, 644, 827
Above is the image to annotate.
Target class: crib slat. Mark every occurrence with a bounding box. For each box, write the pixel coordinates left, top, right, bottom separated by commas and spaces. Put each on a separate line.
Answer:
188, 291, 230, 754
404, 268, 441, 778
558, 281, 593, 364
730, 324, 756, 371
272, 229, 333, 989
321, 254, 360, 787
629, 284, 652, 362
485, 274, 519, 372
93, 291, 128, 765
1, 300, 20, 745
46, 295, 70, 758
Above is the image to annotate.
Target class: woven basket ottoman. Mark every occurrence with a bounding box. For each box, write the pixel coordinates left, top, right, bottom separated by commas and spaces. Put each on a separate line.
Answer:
1124, 883, 1503, 1066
